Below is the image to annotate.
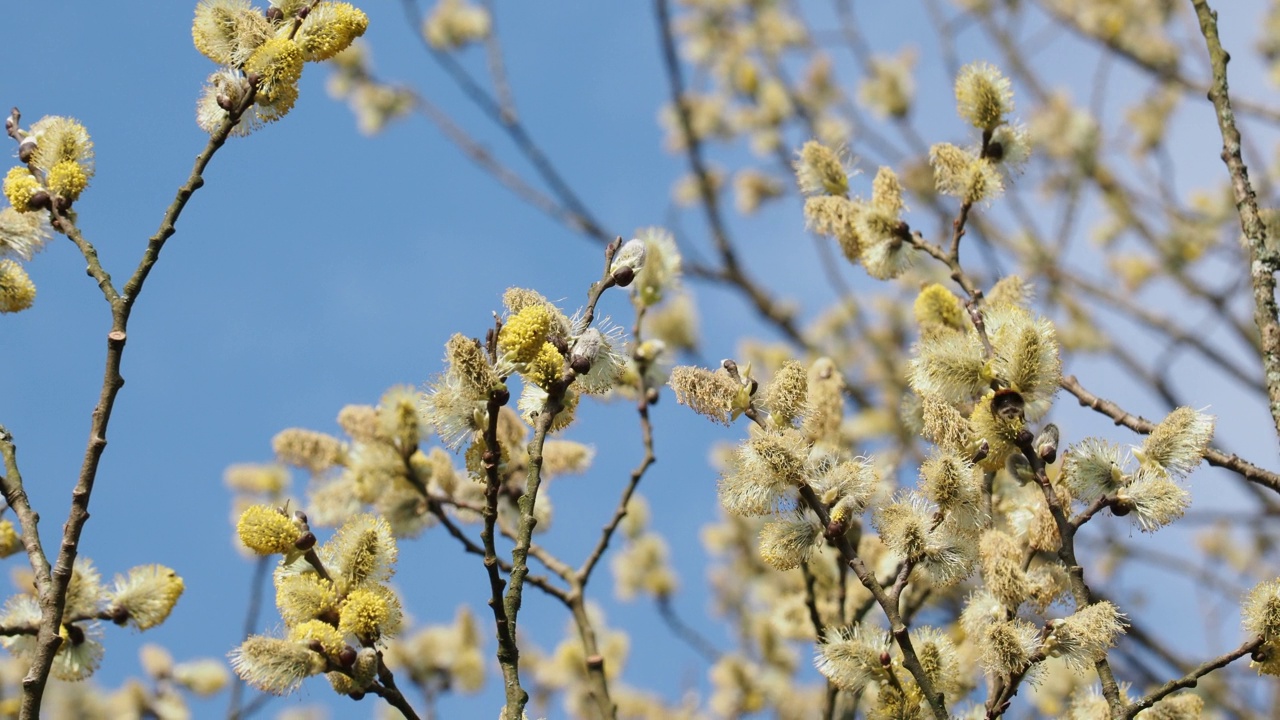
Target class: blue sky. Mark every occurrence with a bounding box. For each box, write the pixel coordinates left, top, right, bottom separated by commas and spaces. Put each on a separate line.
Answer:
3, 1, 1279, 718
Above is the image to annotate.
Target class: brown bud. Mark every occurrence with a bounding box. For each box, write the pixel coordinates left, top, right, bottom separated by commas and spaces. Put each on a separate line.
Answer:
27, 191, 51, 211
611, 265, 635, 287
825, 518, 847, 539
17, 137, 36, 163
294, 531, 317, 551
338, 646, 357, 667
971, 440, 990, 465
265, 5, 283, 22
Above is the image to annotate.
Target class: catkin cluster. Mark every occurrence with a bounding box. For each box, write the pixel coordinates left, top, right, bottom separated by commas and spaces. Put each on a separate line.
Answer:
192, 0, 368, 134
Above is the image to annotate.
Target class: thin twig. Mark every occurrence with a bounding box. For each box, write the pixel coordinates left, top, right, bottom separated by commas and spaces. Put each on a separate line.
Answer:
479, 388, 526, 715
795, 483, 949, 719
21, 100, 250, 719
370, 652, 423, 720
226, 555, 272, 718
1060, 374, 1280, 493
400, 0, 612, 245
655, 595, 722, 663
1121, 636, 1262, 719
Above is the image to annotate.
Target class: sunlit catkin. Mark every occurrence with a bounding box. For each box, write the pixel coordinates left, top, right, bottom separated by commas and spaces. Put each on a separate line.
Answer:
1043, 601, 1125, 673
237, 505, 303, 556
230, 636, 326, 695
955, 61, 1014, 131
1136, 406, 1214, 477
0, 259, 36, 313
793, 140, 852, 197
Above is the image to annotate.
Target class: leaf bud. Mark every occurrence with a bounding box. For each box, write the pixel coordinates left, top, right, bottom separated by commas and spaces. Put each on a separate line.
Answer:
611, 265, 635, 287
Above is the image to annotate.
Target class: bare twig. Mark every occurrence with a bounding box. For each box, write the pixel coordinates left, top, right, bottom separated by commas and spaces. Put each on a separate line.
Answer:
1189, 0, 1280, 443
1121, 636, 1262, 719
400, 0, 613, 246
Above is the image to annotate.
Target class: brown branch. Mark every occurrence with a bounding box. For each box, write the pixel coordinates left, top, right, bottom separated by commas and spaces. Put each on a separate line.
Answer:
1010, 431, 1122, 712
795, 484, 949, 719
1189, 0, 1280, 444
370, 651, 423, 720
1060, 374, 1280, 494
495, 246, 624, 720
1121, 636, 1262, 719
576, 308, 657, 586
20, 99, 251, 720
478, 388, 526, 715
426, 501, 570, 603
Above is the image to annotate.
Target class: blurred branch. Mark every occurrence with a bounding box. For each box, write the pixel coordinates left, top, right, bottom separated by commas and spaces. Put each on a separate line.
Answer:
409, 94, 608, 242
1052, 269, 1262, 393
653, 0, 814, 357
480, 0, 517, 121
400, 0, 613, 246
1033, 0, 1280, 125
654, 595, 722, 664
227, 555, 272, 719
